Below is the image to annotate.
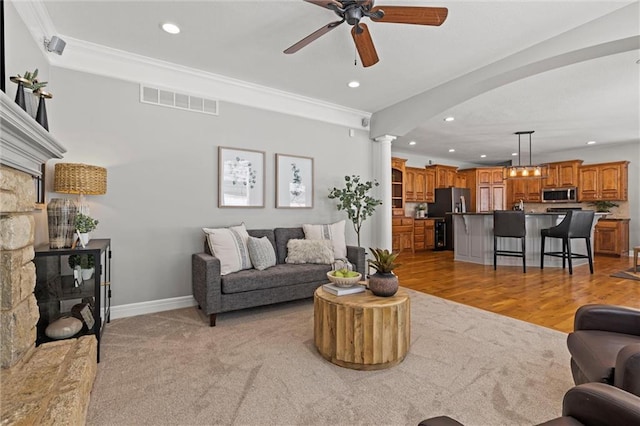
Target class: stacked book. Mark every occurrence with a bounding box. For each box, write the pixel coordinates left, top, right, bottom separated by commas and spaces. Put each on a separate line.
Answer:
322, 283, 366, 296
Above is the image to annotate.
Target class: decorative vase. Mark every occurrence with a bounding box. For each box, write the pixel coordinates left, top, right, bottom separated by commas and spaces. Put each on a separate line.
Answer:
35, 90, 52, 130
79, 232, 90, 246
47, 198, 78, 248
368, 272, 399, 297
10, 76, 29, 112
81, 267, 94, 281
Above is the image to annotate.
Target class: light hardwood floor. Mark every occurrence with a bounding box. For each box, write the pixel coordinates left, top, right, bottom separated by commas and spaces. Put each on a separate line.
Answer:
394, 250, 639, 333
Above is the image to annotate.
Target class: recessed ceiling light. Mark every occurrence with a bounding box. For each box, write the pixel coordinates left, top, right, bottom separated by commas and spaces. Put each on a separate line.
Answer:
587, 140, 596, 145
444, 116, 455, 122
512, 152, 518, 156
448, 148, 455, 152
480, 154, 487, 158
161, 22, 180, 34
409, 141, 416, 146
348, 81, 360, 88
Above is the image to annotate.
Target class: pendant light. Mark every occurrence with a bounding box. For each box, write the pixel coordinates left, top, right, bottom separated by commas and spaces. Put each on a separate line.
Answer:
505, 131, 548, 179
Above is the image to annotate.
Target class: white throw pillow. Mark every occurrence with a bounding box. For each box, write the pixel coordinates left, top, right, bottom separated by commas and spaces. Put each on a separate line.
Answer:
302, 220, 347, 259
203, 224, 253, 275
247, 236, 276, 271
285, 239, 334, 264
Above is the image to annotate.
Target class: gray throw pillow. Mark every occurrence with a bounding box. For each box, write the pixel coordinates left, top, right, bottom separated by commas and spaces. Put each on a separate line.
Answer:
247, 236, 276, 271
285, 239, 334, 264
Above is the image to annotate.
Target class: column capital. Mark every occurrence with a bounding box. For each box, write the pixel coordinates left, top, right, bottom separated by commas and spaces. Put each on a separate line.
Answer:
373, 135, 397, 144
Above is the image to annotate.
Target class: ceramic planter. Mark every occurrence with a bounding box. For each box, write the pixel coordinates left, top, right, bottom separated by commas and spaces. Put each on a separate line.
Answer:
368, 272, 399, 297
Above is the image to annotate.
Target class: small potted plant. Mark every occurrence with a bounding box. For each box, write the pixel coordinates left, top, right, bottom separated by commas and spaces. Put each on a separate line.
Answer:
68, 254, 95, 280
367, 248, 400, 297
416, 203, 427, 218
75, 213, 99, 246
589, 201, 619, 213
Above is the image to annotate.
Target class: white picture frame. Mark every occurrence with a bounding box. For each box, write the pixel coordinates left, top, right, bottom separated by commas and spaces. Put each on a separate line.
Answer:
218, 147, 265, 208
276, 154, 314, 208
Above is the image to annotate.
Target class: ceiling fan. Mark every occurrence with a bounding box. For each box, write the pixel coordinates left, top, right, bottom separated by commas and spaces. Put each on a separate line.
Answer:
284, 0, 448, 67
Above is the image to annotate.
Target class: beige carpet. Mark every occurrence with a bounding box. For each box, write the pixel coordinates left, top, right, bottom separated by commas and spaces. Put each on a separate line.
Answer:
87, 290, 573, 426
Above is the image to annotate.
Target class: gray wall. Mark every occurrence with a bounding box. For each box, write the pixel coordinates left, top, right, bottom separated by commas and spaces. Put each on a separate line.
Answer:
45, 68, 374, 306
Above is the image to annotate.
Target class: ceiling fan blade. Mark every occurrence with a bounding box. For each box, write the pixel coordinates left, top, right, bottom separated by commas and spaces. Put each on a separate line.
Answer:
351, 23, 379, 68
304, 0, 343, 10
284, 20, 344, 54
371, 6, 448, 26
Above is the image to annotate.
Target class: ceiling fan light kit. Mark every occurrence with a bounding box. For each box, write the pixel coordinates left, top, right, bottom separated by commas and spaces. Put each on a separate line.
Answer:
505, 131, 548, 179
284, 0, 448, 67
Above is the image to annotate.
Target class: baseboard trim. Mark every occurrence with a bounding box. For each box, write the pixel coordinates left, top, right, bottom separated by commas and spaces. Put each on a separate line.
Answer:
110, 296, 198, 320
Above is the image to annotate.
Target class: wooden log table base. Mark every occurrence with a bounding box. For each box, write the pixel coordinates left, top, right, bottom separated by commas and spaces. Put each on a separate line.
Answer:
313, 286, 411, 370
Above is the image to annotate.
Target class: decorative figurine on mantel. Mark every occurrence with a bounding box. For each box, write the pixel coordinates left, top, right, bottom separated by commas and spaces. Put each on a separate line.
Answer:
9, 69, 52, 130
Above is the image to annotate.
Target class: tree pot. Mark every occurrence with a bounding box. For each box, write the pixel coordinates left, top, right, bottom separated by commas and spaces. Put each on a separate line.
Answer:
368, 272, 399, 297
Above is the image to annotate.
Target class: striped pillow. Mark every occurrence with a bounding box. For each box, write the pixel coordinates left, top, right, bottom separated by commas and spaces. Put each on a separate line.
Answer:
302, 220, 347, 259
203, 224, 252, 275
247, 236, 276, 271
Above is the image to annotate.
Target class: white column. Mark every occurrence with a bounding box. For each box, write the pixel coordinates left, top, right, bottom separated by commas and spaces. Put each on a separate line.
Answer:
372, 135, 396, 251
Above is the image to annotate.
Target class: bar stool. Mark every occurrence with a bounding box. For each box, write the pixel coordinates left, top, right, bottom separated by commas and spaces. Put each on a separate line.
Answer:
540, 210, 595, 275
493, 210, 526, 273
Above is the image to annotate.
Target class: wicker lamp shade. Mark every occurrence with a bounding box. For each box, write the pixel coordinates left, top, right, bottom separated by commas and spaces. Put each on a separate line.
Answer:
54, 163, 107, 195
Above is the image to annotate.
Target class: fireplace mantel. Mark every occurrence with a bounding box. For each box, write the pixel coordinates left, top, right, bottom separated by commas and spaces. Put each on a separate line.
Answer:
0, 91, 66, 176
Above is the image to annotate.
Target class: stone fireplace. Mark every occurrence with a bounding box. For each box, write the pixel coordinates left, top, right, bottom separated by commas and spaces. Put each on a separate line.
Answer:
1, 91, 97, 424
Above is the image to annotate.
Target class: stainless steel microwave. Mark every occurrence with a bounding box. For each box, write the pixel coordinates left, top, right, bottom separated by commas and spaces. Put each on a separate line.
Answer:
541, 187, 578, 203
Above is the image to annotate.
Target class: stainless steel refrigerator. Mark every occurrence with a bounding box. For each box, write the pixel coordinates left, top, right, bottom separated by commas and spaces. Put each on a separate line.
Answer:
428, 187, 471, 250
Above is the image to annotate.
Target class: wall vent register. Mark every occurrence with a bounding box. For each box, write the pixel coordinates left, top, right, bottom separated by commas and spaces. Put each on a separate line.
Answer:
140, 85, 219, 116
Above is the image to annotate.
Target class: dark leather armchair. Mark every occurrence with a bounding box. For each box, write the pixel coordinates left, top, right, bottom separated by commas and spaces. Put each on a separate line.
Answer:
418, 383, 640, 426
567, 304, 640, 397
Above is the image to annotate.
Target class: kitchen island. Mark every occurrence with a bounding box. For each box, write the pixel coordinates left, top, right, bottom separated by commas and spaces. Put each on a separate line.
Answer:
452, 212, 602, 269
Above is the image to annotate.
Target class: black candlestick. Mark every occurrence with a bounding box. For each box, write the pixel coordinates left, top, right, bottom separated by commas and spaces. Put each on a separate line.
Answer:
9, 76, 29, 112
35, 90, 52, 131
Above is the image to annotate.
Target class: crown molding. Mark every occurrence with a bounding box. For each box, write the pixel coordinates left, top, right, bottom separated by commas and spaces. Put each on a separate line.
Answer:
11, 1, 371, 130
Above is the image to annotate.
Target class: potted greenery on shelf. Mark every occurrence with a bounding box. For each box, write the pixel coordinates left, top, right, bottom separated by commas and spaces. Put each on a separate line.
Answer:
367, 248, 400, 297
75, 213, 99, 246
328, 175, 382, 247
68, 254, 95, 280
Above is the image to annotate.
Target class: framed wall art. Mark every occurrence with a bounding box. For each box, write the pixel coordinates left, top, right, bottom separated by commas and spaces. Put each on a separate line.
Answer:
276, 154, 313, 208
218, 146, 265, 208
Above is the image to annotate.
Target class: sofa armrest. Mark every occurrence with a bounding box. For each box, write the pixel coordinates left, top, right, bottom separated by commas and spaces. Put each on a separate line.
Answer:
615, 343, 640, 397
192, 252, 222, 316
574, 304, 640, 335
346, 245, 366, 275
562, 383, 640, 424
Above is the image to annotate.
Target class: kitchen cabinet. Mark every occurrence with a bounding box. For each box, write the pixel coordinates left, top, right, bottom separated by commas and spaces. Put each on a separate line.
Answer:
543, 160, 582, 188
507, 178, 541, 206
594, 218, 629, 256
459, 167, 506, 212
427, 164, 459, 188
391, 157, 407, 216
455, 173, 467, 189
405, 167, 427, 202
579, 161, 629, 201
425, 168, 436, 203
392, 217, 414, 253
414, 218, 435, 251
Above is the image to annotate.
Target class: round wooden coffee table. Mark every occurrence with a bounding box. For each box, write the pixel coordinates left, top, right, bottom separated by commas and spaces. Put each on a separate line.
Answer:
313, 286, 410, 370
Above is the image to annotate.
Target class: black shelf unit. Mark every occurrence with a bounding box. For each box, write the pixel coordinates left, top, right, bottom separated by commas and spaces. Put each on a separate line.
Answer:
34, 238, 111, 362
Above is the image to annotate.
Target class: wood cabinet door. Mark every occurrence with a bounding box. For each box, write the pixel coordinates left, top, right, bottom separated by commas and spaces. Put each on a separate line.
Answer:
446, 170, 457, 188
455, 173, 467, 188
425, 221, 435, 249
478, 186, 491, 212
526, 179, 541, 202
436, 168, 448, 188
491, 168, 504, 184
478, 170, 492, 185
544, 164, 559, 188
510, 180, 526, 203
405, 169, 416, 202
558, 163, 578, 187
425, 169, 436, 202
599, 164, 622, 200
595, 221, 618, 255
579, 167, 598, 201
415, 171, 426, 201
491, 185, 506, 211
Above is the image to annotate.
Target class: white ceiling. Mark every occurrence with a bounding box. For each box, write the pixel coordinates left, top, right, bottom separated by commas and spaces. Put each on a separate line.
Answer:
37, 0, 640, 164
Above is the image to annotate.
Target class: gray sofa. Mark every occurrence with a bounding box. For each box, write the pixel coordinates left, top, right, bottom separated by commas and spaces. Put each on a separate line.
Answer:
192, 227, 366, 326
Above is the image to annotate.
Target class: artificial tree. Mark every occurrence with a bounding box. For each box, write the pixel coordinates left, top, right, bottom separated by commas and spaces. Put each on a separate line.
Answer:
328, 175, 382, 247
